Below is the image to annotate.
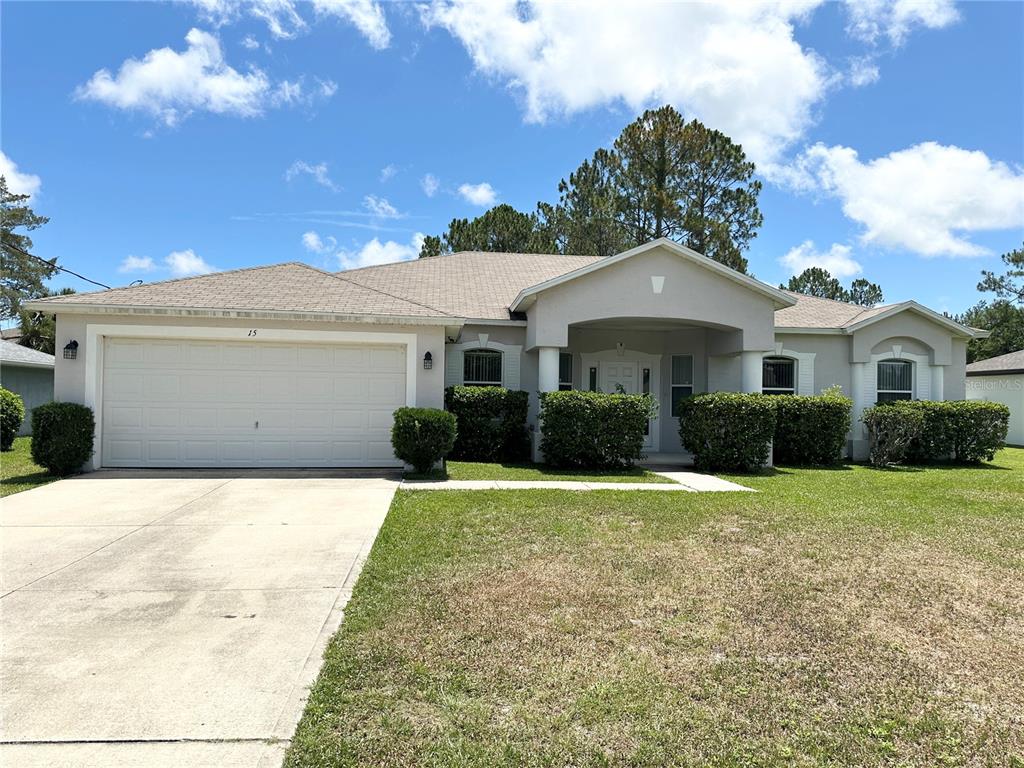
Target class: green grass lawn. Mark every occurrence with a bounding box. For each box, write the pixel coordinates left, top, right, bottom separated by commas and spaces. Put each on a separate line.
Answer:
0, 436, 56, 497
288, 449, 1024, 768
409, 460, 675, 483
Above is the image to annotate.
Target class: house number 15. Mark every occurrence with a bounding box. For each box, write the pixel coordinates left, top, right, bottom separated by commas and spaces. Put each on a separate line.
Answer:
247, 329, 257, 336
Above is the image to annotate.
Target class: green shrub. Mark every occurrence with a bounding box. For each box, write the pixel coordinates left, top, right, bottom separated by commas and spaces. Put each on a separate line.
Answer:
539, 390, 655, 468
31, 402, 95, 474
391, 407, 457, 474
444, 386, 530, 462
678, 393, 777, 472
0, 387, 25, 451
772, 393, 852, 466
861, 402, 925, 467
900, 400, 1009, 464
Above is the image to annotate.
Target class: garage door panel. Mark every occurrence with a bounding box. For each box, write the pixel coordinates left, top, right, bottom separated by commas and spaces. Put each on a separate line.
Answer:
102, 338, 407, 468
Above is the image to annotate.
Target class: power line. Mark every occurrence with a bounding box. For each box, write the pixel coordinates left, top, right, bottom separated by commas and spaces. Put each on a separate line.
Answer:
3, 241, 111, 290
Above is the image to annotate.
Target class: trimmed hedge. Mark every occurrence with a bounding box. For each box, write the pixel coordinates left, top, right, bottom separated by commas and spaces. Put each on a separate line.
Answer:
31, 402, 95, 475
862, 400, 1008, 466
678, 393, 777, 472
861, 402, 926, 467
772, 393, 852, 466
391, 407, 457, 474
0, 387, 25, 451
539, 390, 655, 468
444, 386, 530, 462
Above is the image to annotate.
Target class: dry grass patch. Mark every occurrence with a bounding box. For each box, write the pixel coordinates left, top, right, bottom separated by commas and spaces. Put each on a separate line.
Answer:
287, 450, 1024, 767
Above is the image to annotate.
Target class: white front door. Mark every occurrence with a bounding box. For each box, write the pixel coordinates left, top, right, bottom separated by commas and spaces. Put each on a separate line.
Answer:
597, 359, 655, 450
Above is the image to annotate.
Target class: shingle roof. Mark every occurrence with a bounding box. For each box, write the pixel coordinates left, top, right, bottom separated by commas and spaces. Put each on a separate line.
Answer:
341, 251, 603, 320
28, 262, 452, 319
773, 290, 893, 329
966, 349, 1024, 375
0, 339, 55, 368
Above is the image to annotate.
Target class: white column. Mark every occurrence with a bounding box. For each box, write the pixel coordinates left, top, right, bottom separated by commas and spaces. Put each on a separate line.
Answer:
850, 361, 867, 442
739, 351, 763, 393
931, 365, 945, 401
538, 346, 560, 393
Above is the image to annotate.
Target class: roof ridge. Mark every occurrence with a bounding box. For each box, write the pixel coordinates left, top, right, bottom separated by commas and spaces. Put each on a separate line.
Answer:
783, 288, 892, 311
294, 262, 455, 318
338, 250, 601, 276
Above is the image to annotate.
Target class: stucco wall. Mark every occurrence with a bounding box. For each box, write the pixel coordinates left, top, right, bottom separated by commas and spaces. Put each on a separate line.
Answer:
0, 364, 54, 435
774, 334, 852, 396
967, 373, 1024, 446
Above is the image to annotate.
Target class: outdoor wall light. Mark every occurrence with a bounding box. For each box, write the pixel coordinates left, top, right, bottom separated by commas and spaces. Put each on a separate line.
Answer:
423, 351, 433, 370
63, 340, 79, 360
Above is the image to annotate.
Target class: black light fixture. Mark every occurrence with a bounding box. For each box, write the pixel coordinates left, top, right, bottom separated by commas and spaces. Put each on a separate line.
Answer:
63, 340, 79, 360
423, 351, 433, 370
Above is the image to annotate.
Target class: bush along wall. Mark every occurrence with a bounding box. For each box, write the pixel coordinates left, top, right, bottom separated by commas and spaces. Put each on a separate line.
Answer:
31, 402, 95, 475
444, 386, 530, 462
0, 387, 25, 451
678, 393, 777, 472
391, 407, 457, 474
771, 392, 852, 466
539, 390, 655, 468
861, 402, 926, 467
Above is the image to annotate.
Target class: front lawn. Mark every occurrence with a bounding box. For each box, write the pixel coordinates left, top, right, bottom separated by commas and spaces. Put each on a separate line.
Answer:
0, 436, 55, 497
412, 460, 675, 484
288, 449, 1024, 767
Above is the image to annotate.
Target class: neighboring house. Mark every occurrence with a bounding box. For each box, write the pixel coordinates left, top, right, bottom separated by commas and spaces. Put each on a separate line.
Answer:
966, 350, 1024, 447
1, 327, 24, 345
0, 339, 55, 436
25, 239, 984, 470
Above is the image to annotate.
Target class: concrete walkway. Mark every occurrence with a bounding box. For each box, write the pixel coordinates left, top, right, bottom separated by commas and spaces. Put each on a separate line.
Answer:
1, 470, 399, 768
401, 471, 753, 492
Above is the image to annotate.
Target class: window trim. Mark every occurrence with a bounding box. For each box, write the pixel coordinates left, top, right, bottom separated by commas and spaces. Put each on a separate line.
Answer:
876, 358, 913, 402
559, 352, 573, 391
762, 356, 796, 396
462, 348, 503, 387
670, 354, 694, 418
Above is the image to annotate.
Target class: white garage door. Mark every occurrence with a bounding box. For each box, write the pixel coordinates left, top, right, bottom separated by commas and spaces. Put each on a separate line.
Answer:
101, 338, 407, 468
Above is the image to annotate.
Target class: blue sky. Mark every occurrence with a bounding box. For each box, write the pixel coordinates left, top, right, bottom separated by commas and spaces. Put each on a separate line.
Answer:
2, 0, 1022, 317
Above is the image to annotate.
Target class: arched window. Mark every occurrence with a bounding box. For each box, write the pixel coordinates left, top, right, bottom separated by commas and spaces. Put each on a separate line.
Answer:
877, 359, 913, 402
762, 357, 796, 395
463, 349, 502, 387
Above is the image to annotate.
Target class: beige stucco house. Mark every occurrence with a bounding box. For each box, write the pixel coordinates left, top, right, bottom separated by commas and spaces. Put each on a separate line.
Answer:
966, 350, 1024, 446
26, 239, 984, 470
0, 339, 55, 436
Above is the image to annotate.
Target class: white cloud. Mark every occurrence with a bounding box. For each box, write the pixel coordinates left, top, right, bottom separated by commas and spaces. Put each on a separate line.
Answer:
302, 230, 337, 253
338, 232, 425, 270
313, 0, 391, 49
844, 0, 959, 45
75, 28, 273, 126
285, 160, 339, 191
379, 164, 397, 182
421, 1, 832, 170
166, 249, 216, 277
420, 173, 439, 197
847, 56, 880, 87
240, 34, 260, 49
0, 151, 42, 199
189, 0, 308, 39
780, 241, 862, 278
318, 78, 338, 98
363, 194, 401, 218
457, 181, 497, 206
118, 255, 157, 273
793, 141, 1024, 257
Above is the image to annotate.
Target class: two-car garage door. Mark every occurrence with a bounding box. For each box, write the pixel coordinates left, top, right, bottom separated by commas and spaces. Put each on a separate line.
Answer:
101, 338, 407, 468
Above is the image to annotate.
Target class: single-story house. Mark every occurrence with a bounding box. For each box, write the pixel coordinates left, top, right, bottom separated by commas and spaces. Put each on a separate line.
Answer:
966, 349, 1024, 447
0, 339, 55, 436
25, 239, 985, 470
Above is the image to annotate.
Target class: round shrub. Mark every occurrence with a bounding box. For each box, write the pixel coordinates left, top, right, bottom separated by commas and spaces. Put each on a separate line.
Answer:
678, 393, 777, 472
31, 402, 95, 474
772, 393, 852, 466
861, 402, 925, 467
900, 400, 1009, 464
540, 390, 655, 468
391, 407, 457, 474
0, 387, 26, 451
444, 386, 530, 462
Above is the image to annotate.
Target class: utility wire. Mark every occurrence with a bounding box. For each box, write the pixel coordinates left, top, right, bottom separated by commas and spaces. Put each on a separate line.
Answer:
3, 240, 111, 290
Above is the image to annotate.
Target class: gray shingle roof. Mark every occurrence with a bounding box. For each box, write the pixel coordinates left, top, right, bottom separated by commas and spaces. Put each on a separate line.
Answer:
966, 350, 1024, 375
0, 339, 55, 368
341, 251, 603, 320
29, 262, 452, 319
773, 290, 893, 329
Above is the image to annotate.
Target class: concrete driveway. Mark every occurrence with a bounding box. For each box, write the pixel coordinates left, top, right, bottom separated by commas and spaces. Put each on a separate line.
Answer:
0, 470, 399, 767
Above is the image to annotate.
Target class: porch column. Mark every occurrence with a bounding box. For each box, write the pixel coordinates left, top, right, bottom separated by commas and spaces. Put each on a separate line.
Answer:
739, 351, 762, 393
850, 362, 867, 458
538, 347, 560, 393
931, 365, 945, 401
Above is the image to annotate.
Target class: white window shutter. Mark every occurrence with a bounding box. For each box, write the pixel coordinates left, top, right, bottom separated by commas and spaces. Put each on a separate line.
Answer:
445, 346, 463, 388
917, 364, 931, 400
797, 354, 815, 396
503, 348, 521, 390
